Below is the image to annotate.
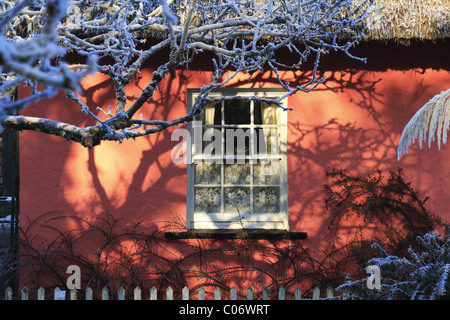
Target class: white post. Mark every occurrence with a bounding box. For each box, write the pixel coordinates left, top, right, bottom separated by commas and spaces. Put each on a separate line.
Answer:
5, 287, 13, 300
214, 286, 221, 300
150, 287, 157, 300
86, 287, 93, 300
21, 287, 29, 300
198, 287, 205, 300
37, 287, 45, 300
70, 289, 77, 300
294, 287, 301, 300
166, 286, 173, 300
118, 287, 126, 300
278, 287, 285, 300
134, 287, 142, 300
262, 287, 269, 300
102, 287, 109, 300
326, 286, 334, 299
182, 286, 189, 300
313, 287, 320, 300
246, 287, 253, 300
230, 286, 237, 300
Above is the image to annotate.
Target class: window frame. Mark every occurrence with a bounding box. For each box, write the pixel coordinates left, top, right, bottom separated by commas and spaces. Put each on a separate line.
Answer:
186, 88, 289, 230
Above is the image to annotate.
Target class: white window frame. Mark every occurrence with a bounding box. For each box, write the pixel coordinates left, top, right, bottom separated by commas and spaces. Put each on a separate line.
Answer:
186, 88, 289, 230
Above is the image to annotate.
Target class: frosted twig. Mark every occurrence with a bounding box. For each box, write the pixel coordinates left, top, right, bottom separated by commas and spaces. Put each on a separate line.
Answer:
0, 0, 374, 146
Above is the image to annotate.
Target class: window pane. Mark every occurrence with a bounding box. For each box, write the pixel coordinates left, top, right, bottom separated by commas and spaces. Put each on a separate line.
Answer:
253, 128, 280, 155
224, 100, 250, 124
253, 187, 280, 213
196, 102, 221, 125
224, 162, 250, 185
195, 163, 221, 185
253, 160, 280, 185
254, 102, 277, 125
202, 128, 223, 157
224, 128, 251, 156
194, 187, 221, 213
224, 187, 250, 213
255, 128, 279, 156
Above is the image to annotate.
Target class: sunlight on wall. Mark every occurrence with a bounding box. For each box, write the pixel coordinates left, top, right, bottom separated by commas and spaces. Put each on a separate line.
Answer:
285, 68, 450, 251
93, 139, 152, 208
18, 63, 450, 293
61, 144, 104, 215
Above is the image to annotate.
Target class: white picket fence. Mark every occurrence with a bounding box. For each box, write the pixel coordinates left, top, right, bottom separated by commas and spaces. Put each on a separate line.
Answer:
4, 285, 344, 300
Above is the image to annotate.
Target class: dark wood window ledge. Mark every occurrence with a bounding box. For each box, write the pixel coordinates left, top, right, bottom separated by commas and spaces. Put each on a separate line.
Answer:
165, 229, 307, 240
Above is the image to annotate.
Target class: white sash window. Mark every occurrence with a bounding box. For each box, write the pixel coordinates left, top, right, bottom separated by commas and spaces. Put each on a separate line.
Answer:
186, 89, 288, 230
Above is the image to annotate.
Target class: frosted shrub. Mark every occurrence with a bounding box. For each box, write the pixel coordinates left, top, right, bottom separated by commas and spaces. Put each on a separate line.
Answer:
337, 227, 450, 300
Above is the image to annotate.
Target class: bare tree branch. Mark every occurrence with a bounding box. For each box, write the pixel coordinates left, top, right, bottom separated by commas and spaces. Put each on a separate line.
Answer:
0, 0, 374, 147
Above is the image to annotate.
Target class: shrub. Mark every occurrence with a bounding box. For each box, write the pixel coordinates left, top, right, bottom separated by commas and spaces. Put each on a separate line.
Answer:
324, 168, 443, 262
337, 228, 450, 300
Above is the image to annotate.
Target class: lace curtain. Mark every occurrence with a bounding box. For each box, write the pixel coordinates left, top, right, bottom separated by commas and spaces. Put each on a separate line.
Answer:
193, 101, 280, 215
194, 162, 280, 214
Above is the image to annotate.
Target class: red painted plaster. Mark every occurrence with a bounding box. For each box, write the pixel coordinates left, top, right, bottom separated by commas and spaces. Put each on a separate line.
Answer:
17, 50, 450, 296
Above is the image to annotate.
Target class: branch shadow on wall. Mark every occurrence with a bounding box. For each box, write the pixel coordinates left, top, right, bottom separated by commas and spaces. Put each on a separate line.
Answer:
15, 65, 450, 300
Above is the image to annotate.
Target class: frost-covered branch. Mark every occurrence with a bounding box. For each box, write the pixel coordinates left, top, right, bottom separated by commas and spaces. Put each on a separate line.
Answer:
337, 228, 450, 300
0, 0, 96, 117
0, 0, 374, 147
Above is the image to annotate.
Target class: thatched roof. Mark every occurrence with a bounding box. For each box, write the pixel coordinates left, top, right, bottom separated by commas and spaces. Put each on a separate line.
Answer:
358, 0, 450, 41
172, 0, 450, 42
171, 0, 450, 42
5, 0, 449, 43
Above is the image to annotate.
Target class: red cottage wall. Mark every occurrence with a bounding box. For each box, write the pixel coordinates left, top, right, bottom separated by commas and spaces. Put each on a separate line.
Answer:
17, 43, 450, 298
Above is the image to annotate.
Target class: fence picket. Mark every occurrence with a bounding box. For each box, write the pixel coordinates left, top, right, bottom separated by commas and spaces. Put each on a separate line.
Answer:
214, 286, 221, 300
230, 286, 237, 300
70, 288, 77, 300
134, 287, 141, 300
262, 286, 269, 300
166, 286, 173, 300
118, 287, 125, 300
294, 287, 301, 300
246, 287, 253, 300
150, 286, 157, 300
21, 287, 28, 300
5, 287, 12, 300
37, 287, 45, 300
102, 287, 109, 300
198, 286, 205, 300
182, 286, 189, 300
4, 284, 346, 300
86, 287, 93, 300
326, 286, 334, 299
312, 287, 320, 300
278, 287, 285, 300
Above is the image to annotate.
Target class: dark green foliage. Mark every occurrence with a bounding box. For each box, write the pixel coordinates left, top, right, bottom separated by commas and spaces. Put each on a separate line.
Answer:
324, 168, 443, 259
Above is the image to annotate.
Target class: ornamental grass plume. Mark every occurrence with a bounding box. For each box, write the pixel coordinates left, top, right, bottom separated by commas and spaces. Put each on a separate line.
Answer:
398, 88, 450, 160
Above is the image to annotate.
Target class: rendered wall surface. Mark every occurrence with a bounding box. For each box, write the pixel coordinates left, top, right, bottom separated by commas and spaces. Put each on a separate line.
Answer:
17, 43, 450, 297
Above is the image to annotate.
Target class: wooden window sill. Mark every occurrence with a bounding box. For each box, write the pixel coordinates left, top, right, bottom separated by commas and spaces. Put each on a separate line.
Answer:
164, 229, 307, 240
